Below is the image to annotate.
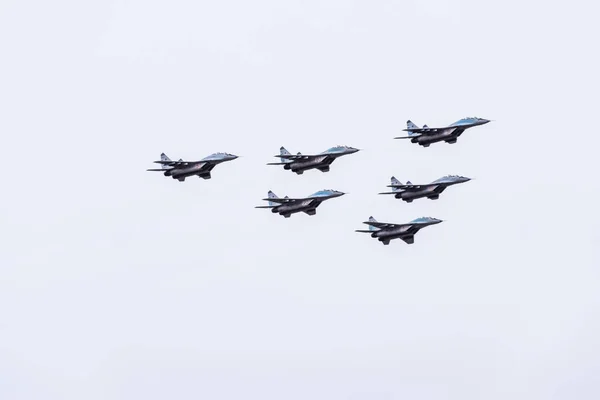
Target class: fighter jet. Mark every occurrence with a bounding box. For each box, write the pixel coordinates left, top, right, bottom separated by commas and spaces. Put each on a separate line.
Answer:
395, 117, 490, 147
379, 175, 471, 202
267, 145, 359, 174
147, 152, 238, 181
356, 216, 443, 245
255, 189, 345, 218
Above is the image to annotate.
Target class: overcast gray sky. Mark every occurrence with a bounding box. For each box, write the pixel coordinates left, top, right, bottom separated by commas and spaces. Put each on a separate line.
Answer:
1, 0, 599, 399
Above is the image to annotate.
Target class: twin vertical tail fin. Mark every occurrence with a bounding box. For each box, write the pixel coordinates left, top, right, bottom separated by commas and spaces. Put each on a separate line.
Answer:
391, 176, 402, 190
406, 120, 421, 136
368, 216, 378, 231
280, 146, 294, 163
267, 190, 279, 206
160, 153, 172, 169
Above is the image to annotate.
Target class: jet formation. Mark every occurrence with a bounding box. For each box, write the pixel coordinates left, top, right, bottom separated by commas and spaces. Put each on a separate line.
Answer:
147, 117, 491, 246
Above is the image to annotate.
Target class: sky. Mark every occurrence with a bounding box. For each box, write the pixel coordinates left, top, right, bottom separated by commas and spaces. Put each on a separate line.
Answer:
1, 0, 599, 398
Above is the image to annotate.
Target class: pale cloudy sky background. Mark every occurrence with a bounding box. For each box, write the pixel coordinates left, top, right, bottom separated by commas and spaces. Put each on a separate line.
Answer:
1, 0, 599, 399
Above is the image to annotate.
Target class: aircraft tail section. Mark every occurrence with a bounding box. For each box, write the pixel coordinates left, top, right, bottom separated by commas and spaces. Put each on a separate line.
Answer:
391, 176, 402, 189
407, 120, 419, 129
368, 216, 378, 231
406, 120, 421, 136
279, 146, 294, 163
160, 153, 172, 169
267, 190, 279, 206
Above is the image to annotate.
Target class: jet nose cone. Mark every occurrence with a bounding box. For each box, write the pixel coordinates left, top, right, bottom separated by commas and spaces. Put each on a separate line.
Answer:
480, 118, 491, 124
350, 147, 360, 153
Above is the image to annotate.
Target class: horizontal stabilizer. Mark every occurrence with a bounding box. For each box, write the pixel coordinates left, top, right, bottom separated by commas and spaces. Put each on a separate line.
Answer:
355, 230, 373, 233
364, 220, 405, 230
267, 162, 290, 165
146, 168, 167, 172
378, 191, 397, 195
255, 205, 277, 209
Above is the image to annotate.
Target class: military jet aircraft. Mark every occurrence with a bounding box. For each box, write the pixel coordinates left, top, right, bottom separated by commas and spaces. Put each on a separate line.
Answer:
395, 117, 490, 147
147, 152, 238, 181
355, 216, 443, 245
267, 145, 359, 174
255, 189, 345, 218
379, 175, 471, 202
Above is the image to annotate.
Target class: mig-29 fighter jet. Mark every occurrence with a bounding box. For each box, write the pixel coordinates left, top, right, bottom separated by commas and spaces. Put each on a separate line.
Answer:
395, 117, 490, 147
379, 175, 471, 202
147, 152, 238, 182
356, 216, 443, 245
255, 189, 345, 218
267, 145, 359, 175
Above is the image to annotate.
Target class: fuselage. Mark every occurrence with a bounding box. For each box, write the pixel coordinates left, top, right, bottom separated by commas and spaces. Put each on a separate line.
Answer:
412, 128, 465, 146
164, 163, 212, 178
273, 199, 319, 215
396, 186, 442, 201
285, 155, 333, 173
371, 225, 414, 240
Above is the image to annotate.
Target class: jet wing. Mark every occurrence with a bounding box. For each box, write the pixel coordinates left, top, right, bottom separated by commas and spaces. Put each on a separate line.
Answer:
402, 127, 455, 134
273, 154, 323, 161
153, 160, 198, 167
260, 196, 311, 204
387, 183, 438, 191
363, 221, 408, 230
